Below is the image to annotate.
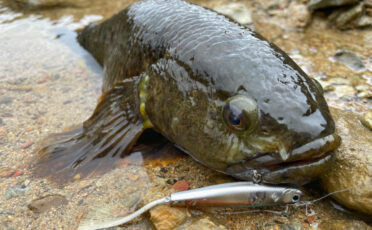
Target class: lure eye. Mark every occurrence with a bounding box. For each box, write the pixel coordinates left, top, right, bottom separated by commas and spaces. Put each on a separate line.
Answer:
311, 78, 324, 95
223, 95, 258, 132
292, 194, 300, 203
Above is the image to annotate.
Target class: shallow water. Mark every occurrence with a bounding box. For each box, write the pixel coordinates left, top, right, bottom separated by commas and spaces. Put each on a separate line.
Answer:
0, 0, 371, 229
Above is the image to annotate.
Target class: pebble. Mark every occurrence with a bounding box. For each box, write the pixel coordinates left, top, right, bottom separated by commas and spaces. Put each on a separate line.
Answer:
21, 141, 33, 149
150, 205, 187, 230
179, 217, 227, 230
0, 167, 16, 178
287, 1, 312, 28
213, 3, 252, 25
0, 128, 7, 135
360, 111, 372, 131
332, 50, 365, 72
28, 194, 68, 213
171, 180, 189, 191
318, 219, 370, 230
5, 185, 29, 200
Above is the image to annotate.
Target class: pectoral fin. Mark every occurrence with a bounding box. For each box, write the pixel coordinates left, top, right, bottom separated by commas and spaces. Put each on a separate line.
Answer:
34, 78, 145, 182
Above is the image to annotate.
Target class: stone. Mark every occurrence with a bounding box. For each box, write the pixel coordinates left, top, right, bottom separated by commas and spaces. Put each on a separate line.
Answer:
360, 111, 372, 131
287, 2, 312, 28
150, 205, 187, 230
307, 0, 359, 11
178, 217, 227, 230
318, 220, 370, 230
5, 185, 28, 200
356, 15, 372, 28
328, 3, 364, 30
332, 50, 366, 72
321, 108, 372, 216
213, 3, 252, 25
28, 194, 68, 213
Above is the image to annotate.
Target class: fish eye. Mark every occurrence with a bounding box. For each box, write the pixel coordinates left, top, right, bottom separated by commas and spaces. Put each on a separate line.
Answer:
222, 95, 258, 132
311, 78, 324, 95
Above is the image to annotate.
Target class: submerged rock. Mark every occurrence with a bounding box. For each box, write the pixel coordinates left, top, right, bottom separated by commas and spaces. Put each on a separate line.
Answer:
150, 205, 188, 230
321, 108, 372, 216
318, 219, 371, 230
332, 50, 366, 72
360, 111, 372, 131
178, 217, 227, 230
28, 194, 68, 213
3, 0, 86, 10
308, 0, 359, 11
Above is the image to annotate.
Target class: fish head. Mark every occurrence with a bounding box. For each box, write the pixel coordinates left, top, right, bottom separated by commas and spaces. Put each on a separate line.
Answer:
172, 33, 341, 185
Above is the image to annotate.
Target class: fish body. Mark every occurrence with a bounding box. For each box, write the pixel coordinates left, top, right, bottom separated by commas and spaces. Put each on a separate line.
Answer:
38, 0, 340, 185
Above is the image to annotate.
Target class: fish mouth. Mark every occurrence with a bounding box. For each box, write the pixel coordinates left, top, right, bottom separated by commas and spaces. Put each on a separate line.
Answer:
225, 133, 341, 185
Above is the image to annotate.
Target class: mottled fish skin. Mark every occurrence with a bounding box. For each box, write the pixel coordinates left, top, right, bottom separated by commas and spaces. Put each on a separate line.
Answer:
78, 0, 340, 184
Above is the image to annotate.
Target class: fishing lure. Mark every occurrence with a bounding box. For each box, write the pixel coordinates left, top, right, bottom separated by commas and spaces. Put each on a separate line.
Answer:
78, 182, 302, 230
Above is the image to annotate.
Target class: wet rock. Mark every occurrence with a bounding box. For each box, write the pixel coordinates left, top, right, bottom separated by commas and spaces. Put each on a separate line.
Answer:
28, 194, 68, 213
171, 180, 189, 191
328, 3, 364, 30
5, 185, 29, 200
178, 217, 227, 230
360, 111, 372, 131
318, 219, 370, 230
307, 0, 359, 11
332, 50, 366, 72
4, 0, 86, 10
0, 167, 16, 178
321, 108, 372, 215
213, 3, 252, 25
150, 205, 187, 230
0, 96, 14, 105
356, 14, 372, 27
287, 1, 312, 28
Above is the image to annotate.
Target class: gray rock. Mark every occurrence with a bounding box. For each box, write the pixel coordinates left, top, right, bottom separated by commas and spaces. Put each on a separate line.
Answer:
213, 3, 252, 25
5, 185, 28, 200
321, 108, 372, 216
328, 3, 364, 30
308, 0, 359, 11
332, 50, 366, 72
318, 220, 370, 230
28, 194, 68, 213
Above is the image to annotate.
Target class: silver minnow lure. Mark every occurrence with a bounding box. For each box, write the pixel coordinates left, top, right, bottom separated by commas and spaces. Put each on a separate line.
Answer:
78, 182, 302, 230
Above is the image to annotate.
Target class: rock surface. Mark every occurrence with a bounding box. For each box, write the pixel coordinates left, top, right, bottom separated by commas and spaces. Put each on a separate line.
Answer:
28, 194, 68, 213
150, 205, 188, 230
321, 107, 372, 216
328, 3, 364, 30
307, 0, 359, 11
213, 3, 252, 25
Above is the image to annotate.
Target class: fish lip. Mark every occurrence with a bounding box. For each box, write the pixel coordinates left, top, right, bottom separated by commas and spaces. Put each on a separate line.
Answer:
224, 133, 341, 184
246, 132, 341, 169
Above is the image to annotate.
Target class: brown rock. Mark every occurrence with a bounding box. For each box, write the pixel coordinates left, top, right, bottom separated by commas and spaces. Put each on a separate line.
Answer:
0, 167, 16, 178
321, 108, 372, 215
318, 219, 370, 230
21, 141, 33, 149
172, 180, 189, 191
360, 111, 372, 131
178, 217, 227, 230
150, 205, 187, 230
28, 194, 68, 213
287, 2, 312, 28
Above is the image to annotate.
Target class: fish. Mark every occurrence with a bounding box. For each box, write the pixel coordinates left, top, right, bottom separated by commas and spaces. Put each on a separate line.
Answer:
36, 0, 340, 185
78, 182, 302, 230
